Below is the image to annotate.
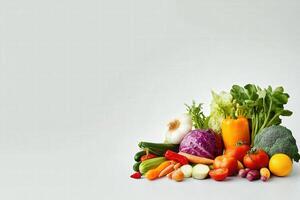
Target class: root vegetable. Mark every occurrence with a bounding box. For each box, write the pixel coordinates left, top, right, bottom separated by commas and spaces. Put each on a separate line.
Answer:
260, 168, 270, 182
246, 170, 260, 181
165, 114, 192, 144
158, 163, 175, 178
179, 152, 214, 165
167, 171, 173, 179
192, 164, 210, 180
172, 169, 184, 182
174, 163, 181, 170
238, 169, 247, 178
145, 161, 173, 180
180, 164, 193, 178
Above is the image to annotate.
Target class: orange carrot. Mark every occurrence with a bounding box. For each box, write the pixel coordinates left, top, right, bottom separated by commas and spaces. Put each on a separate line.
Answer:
146, 161, 173, 180
178, 152, 214, 165
156, 161, 173, 172
158, 163, 175, 177
167, 171, 174, 179
174, 163, 181, 170
145, 169, 159, 180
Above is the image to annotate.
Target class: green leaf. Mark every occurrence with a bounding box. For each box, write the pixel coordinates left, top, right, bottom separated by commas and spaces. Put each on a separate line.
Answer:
281, 110, 293, 116
257, 90, 266, 99
274, 86, 284, 93
230, 85, 248, 104
272, 92, 288, 104
245, 84, 258, 100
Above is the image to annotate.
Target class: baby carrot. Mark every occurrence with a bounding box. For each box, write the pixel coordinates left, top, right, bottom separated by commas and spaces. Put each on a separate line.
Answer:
146, 161, 173, 180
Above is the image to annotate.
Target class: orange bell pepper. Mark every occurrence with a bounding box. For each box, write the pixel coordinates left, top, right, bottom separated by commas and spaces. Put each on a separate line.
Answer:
221, 116, 250, 149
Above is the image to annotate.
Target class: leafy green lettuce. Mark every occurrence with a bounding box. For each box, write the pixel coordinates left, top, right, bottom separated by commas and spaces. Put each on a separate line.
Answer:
208, 91, 235, 133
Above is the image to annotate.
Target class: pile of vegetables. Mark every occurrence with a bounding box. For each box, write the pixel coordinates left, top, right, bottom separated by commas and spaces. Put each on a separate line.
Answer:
130, 84, 300, 182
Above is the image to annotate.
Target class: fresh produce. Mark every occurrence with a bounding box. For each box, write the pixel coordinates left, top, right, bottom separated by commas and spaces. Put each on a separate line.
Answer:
145, 169, 157, 180
185, 101, 208, 129
237, 161, 244, 170
269, 153, 293, 177
254, 125, 300, 162
246, 170, 260, 181
139, 157, 166, 174
138, 142, 179, 156
221, 117, 250, 149
167, 171, 174, 179
209, 168, 229, 181
130, 84, 297, 183
179, 129, 223, 159
213, 155, 238, 176
133, 161, 141, 172
192, 164, 210, 180
225, 142, 250, 161
165, 150, 188, 165
208, 91, 235, 133
238, 169, 247, 178
179, 152, 214, 165
164, 114, 192, 144
140, 153, 157, 161
238, 168, 251, 178
174, 163, 181, 170
260, 168, 271, 181
172, 169, 185, 182
159, 163, 176, 177
180, 164, 193, 178
230, 84, 292, 145
145, 161, 173, 180
243, 148, 269, 170
134, 151, 146, 162
130, 172, 142, 179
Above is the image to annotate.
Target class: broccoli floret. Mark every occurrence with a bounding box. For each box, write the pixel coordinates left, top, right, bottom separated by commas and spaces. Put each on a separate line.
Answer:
254, 125, 300, 162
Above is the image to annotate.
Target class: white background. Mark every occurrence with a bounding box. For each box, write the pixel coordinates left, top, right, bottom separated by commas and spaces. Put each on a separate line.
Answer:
0, 0, 300, 200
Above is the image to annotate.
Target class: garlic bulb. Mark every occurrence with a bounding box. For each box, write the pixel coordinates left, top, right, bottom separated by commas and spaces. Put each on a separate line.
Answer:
164, 114, 192, 144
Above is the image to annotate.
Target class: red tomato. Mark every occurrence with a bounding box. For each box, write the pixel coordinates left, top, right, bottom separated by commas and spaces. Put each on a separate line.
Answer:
225, 144, 250, 161
243, 148, 269, 170
213, 155, 238, 176
209, 168, 229, 181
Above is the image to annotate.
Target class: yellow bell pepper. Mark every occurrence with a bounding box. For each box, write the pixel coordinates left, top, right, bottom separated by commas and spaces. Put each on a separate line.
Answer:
221, 116, 250, 149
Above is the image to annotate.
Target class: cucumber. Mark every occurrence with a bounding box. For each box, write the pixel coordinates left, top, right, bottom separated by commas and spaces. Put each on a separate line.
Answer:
138, 141, 179, 156
134, 150, 146, 162
133, 161, 141, 172
139, 157, 166, 174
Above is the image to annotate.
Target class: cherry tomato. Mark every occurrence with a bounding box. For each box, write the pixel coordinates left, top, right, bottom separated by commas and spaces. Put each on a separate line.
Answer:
243, 148, 269, 170
140, 154, 157, 161
213, 155, 238, 176
225, 144, 250, 161
209, 168, 229, 181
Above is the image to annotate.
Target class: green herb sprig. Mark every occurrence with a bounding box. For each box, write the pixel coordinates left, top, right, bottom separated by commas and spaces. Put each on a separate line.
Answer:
185, 101, 209, 129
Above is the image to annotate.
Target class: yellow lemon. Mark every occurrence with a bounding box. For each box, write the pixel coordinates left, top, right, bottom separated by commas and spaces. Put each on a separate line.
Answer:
269, 153, 293, 177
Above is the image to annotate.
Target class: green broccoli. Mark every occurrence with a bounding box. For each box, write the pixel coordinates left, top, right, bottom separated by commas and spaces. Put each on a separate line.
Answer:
254, 125, 300, 162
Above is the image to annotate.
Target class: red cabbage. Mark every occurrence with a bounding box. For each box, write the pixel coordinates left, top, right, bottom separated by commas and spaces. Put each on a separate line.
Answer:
179, 129, 223, 159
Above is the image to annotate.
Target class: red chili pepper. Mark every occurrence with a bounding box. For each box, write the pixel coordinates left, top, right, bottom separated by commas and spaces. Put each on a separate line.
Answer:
130, 172, 142, 179
164, 150, 189, 165
140, 154, 157, 161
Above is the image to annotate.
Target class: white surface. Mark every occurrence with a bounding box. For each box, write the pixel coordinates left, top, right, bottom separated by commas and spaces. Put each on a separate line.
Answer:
0, 0, 300, 199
